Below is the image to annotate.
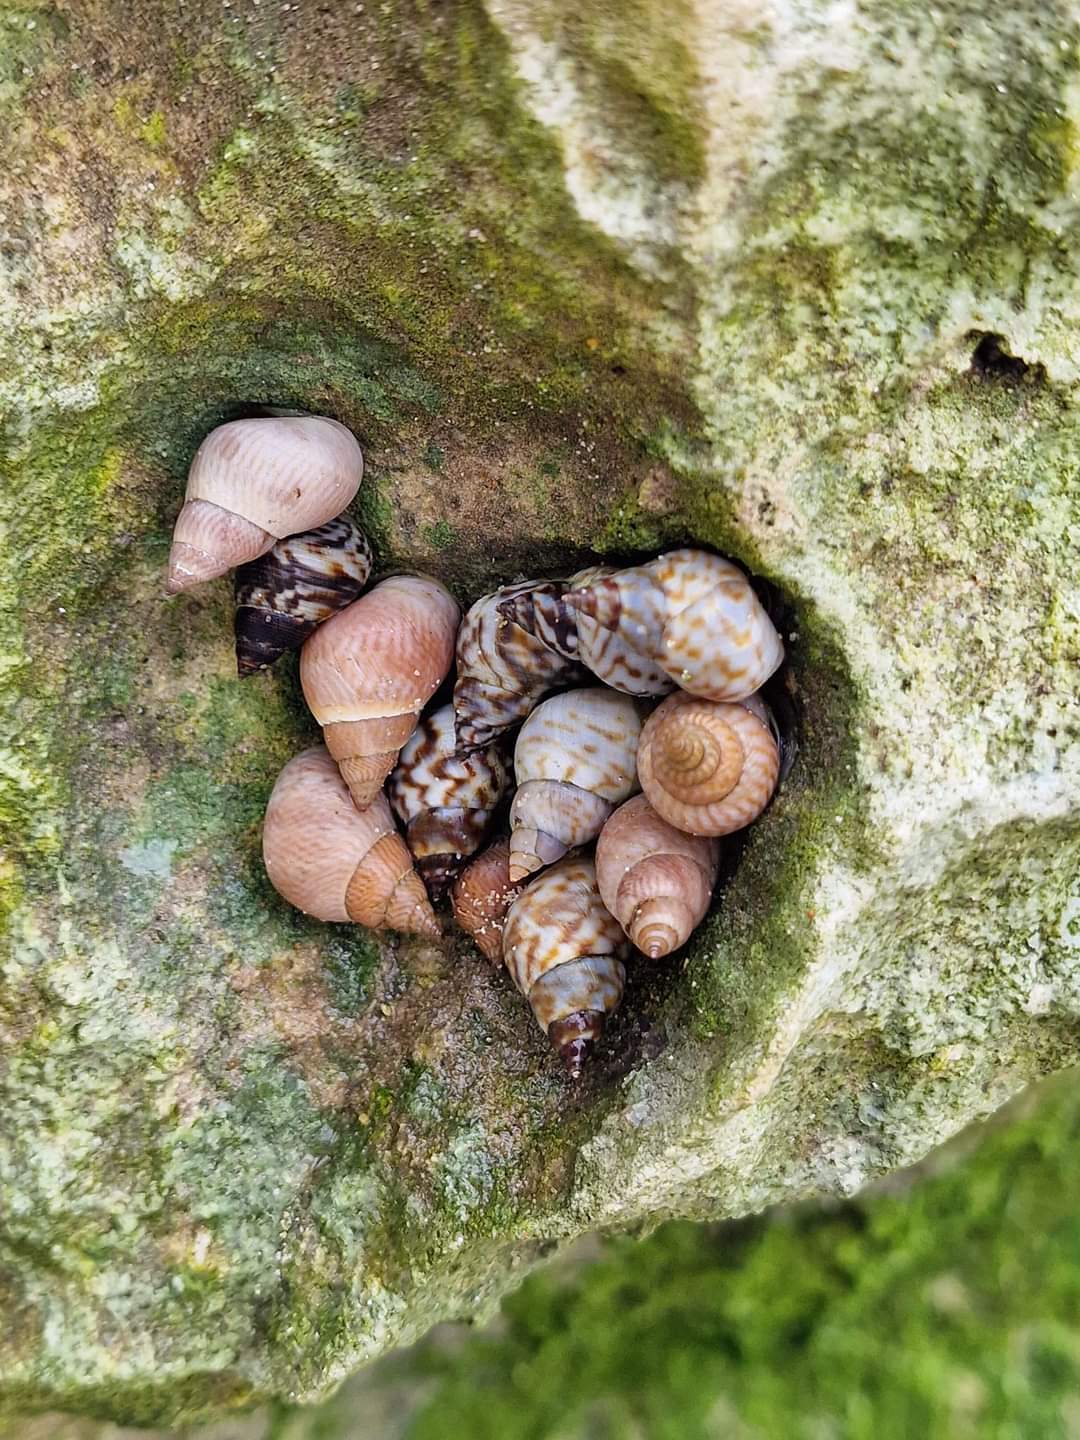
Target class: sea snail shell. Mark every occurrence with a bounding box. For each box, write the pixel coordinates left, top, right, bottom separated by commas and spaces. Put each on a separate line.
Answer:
388, 704, 509, 895
637, 690, 780, 836
167, 416, 364, 593
500, 564, 674, 697
562, 548, 784, 702
451, 836, 525, 963
300, 574, 460, 809
508, 687, 646, 882
261, 746, 439, 937
595, 795, 719, 958
234, 513, 373, 676
453, 580, 582, 750
503, 855, 628, 1078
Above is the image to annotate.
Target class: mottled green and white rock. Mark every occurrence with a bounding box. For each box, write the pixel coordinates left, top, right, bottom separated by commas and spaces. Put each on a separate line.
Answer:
0, 0, 1077, 1425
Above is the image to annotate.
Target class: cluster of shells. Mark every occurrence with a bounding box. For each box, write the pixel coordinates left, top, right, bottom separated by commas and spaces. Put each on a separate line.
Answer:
167, 413, 788, 1078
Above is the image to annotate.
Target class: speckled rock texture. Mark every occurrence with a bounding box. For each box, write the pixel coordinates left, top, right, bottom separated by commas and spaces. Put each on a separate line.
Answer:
1, 0, 1077, 1425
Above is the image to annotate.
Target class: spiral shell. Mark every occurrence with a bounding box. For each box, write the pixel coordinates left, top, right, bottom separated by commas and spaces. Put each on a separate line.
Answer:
503, 855, 628, 1077
508, 687, 646, 882
167, 415, 364, 593
637, 690, 780, 836
500, 564, 674, 696
595, 795, 719, 957
562, 548, 784, 701
451, 836, 525, 963
300, 574, 460, 808
261, 746, 439, 937
234, 514, 373, 676
388, 704, 510, 894
453, 580, 583, 750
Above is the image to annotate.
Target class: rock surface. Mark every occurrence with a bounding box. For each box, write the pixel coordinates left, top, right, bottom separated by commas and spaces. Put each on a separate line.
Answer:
1, 0, 1077, 1424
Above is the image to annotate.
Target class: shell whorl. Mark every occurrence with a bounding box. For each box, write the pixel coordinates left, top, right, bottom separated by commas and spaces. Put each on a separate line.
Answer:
502, 856, 628, 1077
234, 513, 373, 676
454, 581, 582, 749
508, 687, 646, 882
300, 574, 460, 807
451, 837, 525, 963
637, 691, 780, 837
261, 746, 439, 937
388, 704, 509, 894
167, 416, 364, 593
595, 795, 719, 957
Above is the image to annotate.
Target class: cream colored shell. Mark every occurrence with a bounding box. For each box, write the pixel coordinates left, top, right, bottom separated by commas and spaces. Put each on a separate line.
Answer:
503, 855, 628, 1076
508, 687, 646, 881
300, 574, 460, 807
564, 548, 784, 702
595, 794, 719, 957
167, 416, 363, 592
636, 690, 780, 836
261, 746, 438, 937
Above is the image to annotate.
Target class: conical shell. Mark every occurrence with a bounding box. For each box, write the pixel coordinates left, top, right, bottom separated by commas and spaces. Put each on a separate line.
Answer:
388, 703, 509, 894
508, 688, 646, 881
451, 837, 525, 963
167, 416, 364, 593
501, 564, 674, 696
300, 574, 460, 807
637, 691, 780, 836
503, 856, 628, 1077
454, 580, 583, 750
595, 795, 719, 957
261, 746, 439, 937
562, 548, 783, 702
234, 513, 373, 676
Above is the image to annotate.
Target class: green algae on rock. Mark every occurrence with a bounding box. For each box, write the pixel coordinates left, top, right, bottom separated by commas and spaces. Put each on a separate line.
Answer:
0, 0, 1078, 1427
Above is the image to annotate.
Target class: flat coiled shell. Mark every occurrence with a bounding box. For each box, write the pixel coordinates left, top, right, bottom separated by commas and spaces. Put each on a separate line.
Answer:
234, 513, 373, 676
503, 855, 628, 1077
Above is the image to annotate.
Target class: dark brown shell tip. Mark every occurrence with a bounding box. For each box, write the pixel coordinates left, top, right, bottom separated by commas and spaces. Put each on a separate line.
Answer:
548, 1010, 606, 1079
415, 853, 460, 899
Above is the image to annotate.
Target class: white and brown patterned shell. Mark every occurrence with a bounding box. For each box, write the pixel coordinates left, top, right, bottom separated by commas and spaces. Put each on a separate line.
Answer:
502, 855, 628, 1077
300, 574, 460, 807
388, 703, 509, 894
500, 564, 674, 696
636, 690, 780, 836
562, 548, 784, 702
508, 687, 647, 882
234, 513, 373, 676
451, 836, 525, 963
261, 746, 439, 937
167, 415, 364, 593
453, 580, 582, 750
595, 794, 719, 957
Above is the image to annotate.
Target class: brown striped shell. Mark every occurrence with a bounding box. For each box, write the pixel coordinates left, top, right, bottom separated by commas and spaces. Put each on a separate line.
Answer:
561, 548, 784, 702
499, 564, 675, 696
453, 580, 583, 750
234, 513, 373, 676
261, 746, 439, 937
508, 687, 647, 882
595, 795, 719, 957
167, 416, 364, 593
503, 855, 628, 1077
300, 574, 460, 808
388, 704, 510, 895
637, 690, 780, 836
451, 837, 525, 963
